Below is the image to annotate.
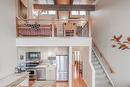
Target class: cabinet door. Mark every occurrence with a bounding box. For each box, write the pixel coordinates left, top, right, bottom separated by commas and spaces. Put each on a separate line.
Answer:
36, 68, 46, 80
46, 67, 56, 80
50, 69, 56, 80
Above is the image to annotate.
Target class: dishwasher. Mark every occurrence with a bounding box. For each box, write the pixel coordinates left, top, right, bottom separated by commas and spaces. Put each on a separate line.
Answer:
36, 68, 46, 81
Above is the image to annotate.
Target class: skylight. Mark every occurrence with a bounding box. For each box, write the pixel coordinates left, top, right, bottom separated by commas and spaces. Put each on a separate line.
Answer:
41, 10, 56, 15
79, 11, 86, 15
71, 11, 79, 15
48, 11, 56, 15
71, 11, 86, 16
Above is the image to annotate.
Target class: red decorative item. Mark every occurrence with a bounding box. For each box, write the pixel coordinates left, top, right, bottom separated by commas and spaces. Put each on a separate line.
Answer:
111, 35, 130, 50
118, 43, 129, 50
124, 37, 130, 44
112, 45, 116, 48
111, 35, 122, 42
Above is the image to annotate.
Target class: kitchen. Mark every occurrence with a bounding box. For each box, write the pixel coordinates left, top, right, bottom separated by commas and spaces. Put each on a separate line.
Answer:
17, 47, 69, 86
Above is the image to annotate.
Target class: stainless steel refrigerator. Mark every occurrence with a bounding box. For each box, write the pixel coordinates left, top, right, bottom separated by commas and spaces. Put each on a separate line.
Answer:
56, 55, 69, 81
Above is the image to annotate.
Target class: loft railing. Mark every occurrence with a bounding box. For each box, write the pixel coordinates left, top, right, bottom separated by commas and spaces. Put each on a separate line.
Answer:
92, 40, 115, 73
16, 18, 89, 38
81, 23, 89, 37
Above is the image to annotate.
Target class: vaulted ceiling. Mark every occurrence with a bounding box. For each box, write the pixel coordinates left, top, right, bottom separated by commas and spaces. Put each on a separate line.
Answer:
33, 0, 95, 19
56, 0, 71, 4
34, 0, 96, 5
20, 0, 96, 19
54, 0, 72, 19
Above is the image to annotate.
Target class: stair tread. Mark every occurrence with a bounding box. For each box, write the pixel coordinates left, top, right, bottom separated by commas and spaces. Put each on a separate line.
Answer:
96, 74, 106, 78
96, 78, 109, 83
96, 83, 112, 87
92, 61, 99, 65
95, 68, 104, 72
94, 64, 102, 69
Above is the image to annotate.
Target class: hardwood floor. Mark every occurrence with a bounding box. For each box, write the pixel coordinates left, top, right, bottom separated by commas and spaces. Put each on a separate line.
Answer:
72, 65, 88, 87
29, 80, 35, 87
29, 65, 88, 87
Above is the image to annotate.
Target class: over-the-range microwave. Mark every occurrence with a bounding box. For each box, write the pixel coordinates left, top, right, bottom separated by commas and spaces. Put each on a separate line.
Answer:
26, 52, 41, 61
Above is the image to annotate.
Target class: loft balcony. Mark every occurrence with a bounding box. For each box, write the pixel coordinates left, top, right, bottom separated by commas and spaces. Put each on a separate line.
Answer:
16, 18, 90, 38
16, 18, 92, 47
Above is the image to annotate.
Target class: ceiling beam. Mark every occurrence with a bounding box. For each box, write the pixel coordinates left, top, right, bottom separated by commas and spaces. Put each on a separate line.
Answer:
70, 0, 74, 5
69, 0, 74, 19
53, 0, 59, 19
34, 4, 95, 11
53, 0, 57, 4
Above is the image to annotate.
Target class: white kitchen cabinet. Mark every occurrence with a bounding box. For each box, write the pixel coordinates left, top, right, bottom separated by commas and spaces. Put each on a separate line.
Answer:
46, 67, 56, 81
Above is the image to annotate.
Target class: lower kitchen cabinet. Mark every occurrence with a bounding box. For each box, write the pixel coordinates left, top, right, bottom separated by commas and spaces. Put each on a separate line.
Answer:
46, 67, 56, 81
36, 68, 46, 80
36, 66, 56, 81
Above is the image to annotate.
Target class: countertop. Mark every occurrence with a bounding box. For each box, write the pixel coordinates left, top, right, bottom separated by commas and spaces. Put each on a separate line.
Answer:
36, 64, 56, 68
0, 72, 28, 87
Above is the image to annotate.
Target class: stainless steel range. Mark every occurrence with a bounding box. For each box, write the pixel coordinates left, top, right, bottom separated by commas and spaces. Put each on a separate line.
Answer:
26, 61, 40, 80
25, 52, 41, 80
27, 67, 37, 80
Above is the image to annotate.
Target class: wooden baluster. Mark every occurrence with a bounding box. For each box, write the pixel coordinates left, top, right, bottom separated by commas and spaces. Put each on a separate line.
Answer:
16, 17, 19, 37
88, 13, 92, 37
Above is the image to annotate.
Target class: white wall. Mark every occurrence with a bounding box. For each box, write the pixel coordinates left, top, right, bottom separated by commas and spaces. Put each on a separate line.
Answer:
80, 46, 95, 87
17, 47, 68, 62
91, 0, 130, 87
16, 37, 91, 47
0, 0, 16, 79
69, 47, 73, 87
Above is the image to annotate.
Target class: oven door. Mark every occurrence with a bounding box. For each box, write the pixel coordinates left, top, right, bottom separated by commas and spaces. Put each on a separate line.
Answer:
27, 69, 36, 80
36, 68, 46, 81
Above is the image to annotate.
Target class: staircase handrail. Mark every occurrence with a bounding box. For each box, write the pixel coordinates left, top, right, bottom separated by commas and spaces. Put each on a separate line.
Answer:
92, 41, 115, 73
